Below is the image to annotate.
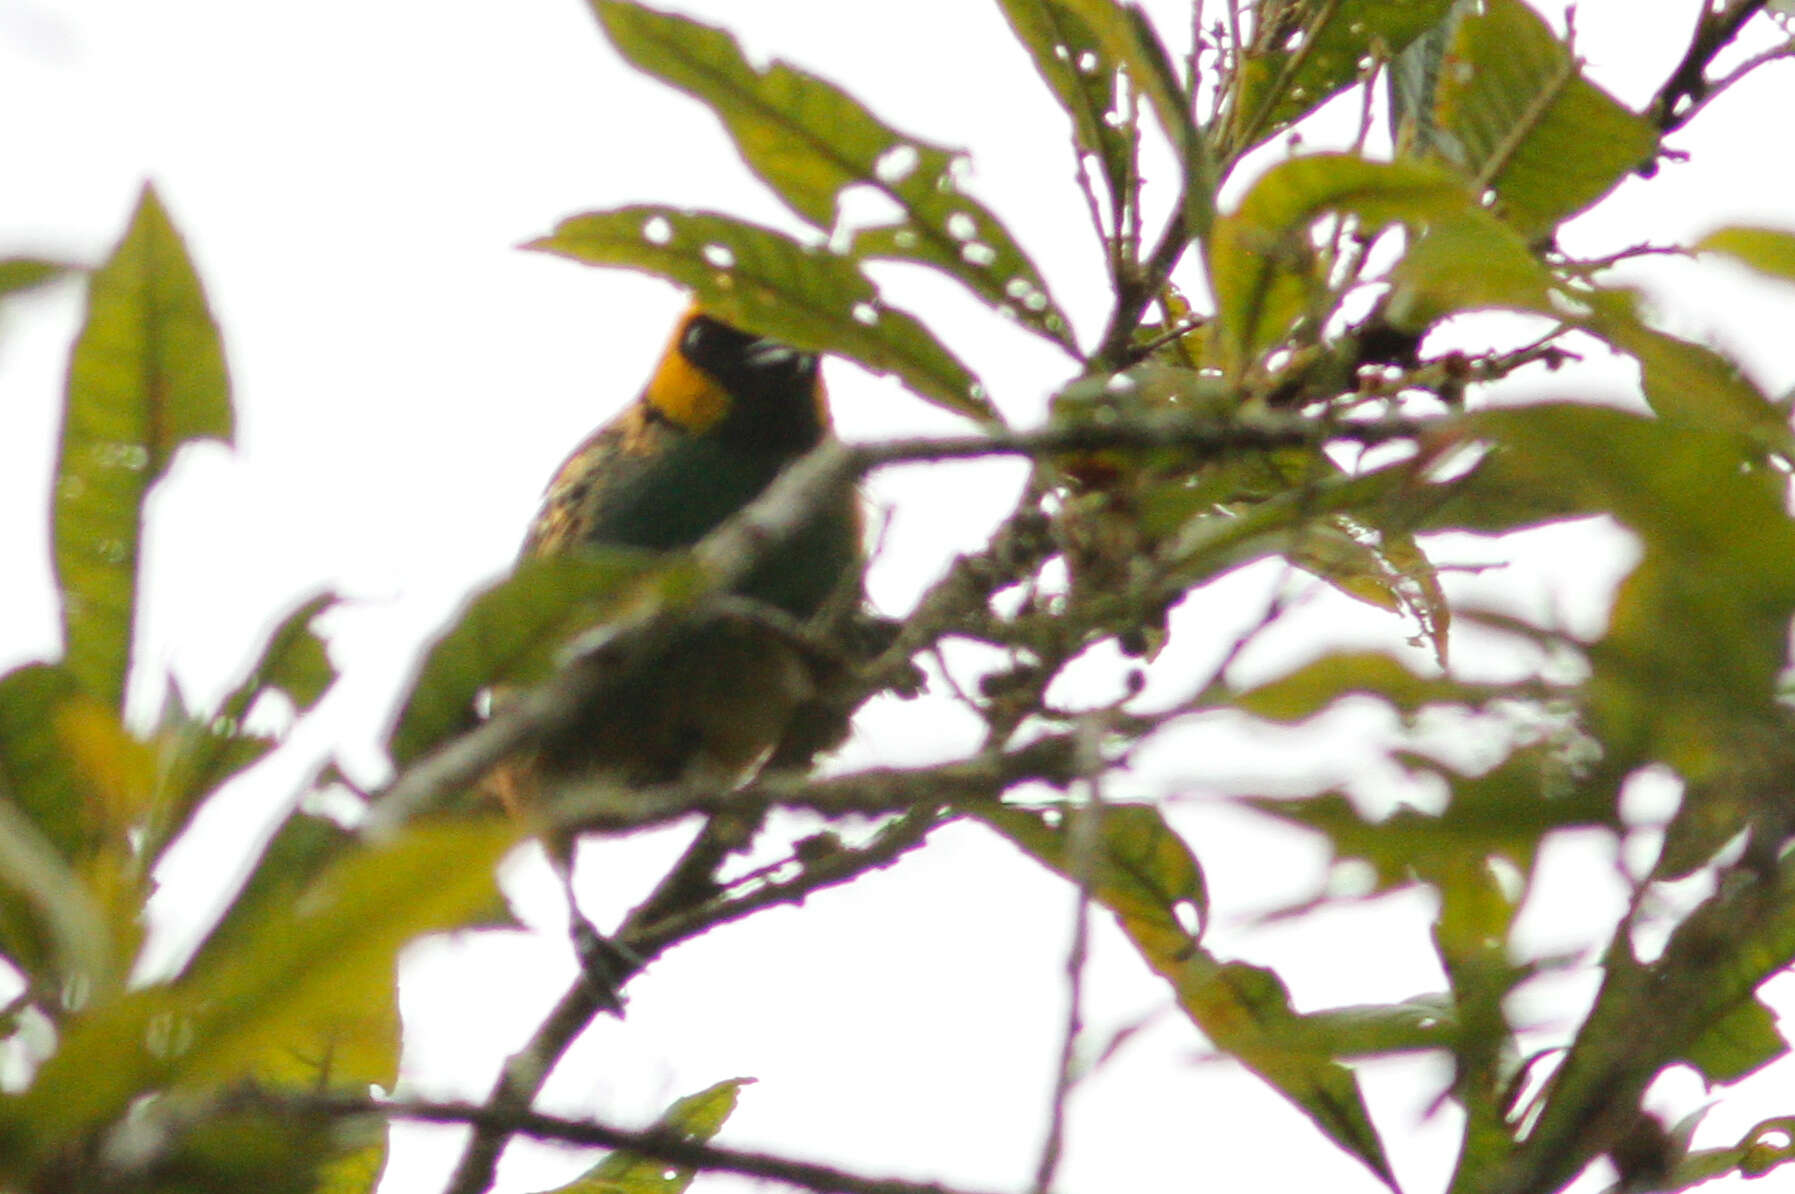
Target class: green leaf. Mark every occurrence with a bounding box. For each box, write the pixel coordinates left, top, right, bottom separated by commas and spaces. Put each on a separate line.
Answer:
1680, 996, 1787, 1085
1233, 650, 1494, 723
1579, 288, 1794, 457
1661, 1116, 1795, 1189
1298, 996, 1457, 1057
1429, 0, 1658, 238
0, 664, 105, 858
994, 0, 1138, 223
1698, 225, 1795, 285
0, 257, 75, 300
1469, 406, 1795, 771
387, 553, 661, 768
0, 795, 114, 993
979, 802, 1208, 949
553, 1078, 753, 1193
1384, 209, 1555, 330
527, 206, 989, 420
148, 593, 340, 860
1233, 0, 1457, 150
1041, 0, 1218, 243
13, 819, 514, 1152
591, 1, 1073, 352
54, 184, 233, 712
1207, 153, 1472, 375
980, 804, 1394, 1187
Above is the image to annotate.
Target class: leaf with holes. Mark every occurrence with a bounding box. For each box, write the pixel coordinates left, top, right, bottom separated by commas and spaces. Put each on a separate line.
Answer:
1429, 0, 1658, 238
592, 0, 1073, 353
528, 206, 988, 418
54, 185, 233, 713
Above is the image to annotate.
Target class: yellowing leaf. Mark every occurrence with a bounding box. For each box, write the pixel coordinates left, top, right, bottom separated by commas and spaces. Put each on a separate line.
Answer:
55, 185, 233, 712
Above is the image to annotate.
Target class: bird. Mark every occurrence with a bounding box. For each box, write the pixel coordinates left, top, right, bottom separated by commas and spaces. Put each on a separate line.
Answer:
490, 301, 864, 968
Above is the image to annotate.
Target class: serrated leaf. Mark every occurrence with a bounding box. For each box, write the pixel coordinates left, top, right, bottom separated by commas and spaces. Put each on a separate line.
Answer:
1208, 153, 1472, 375
1233, 0, 1457, 151
15, 819, 514, 1152
1429, 0, 1658, 237
387, 553, 660, 769
527, 206, 989, 419
555, 1078, 753, 1193
54, 184, 233, 713
591, 0, 1073, 351
1698, 225, 1795, 284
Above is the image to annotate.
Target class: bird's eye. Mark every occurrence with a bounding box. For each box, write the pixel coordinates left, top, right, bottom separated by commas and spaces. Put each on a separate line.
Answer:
682, 320, 708, 355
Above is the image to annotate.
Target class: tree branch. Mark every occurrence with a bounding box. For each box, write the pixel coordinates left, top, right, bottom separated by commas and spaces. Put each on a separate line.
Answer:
1648, 0, 1773, 133
248, 1088, 1015, 1194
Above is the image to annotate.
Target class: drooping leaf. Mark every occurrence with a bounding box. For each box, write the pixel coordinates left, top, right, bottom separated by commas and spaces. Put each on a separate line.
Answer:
1698, 224, 1795, 285
591, 0, 1074, 352
14, 819, 514, 1153
1207, 153, 1472, 375
54, 185, 232, 714
552, 1077, 753, 1193
387, 553, 662, 769
980, 803, 1395, 1188
528, 206, 989, 419
1429, 0, 1658, 238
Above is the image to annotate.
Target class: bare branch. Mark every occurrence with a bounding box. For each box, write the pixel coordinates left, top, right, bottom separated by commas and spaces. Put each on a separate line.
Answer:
1648, 0, 1773, 133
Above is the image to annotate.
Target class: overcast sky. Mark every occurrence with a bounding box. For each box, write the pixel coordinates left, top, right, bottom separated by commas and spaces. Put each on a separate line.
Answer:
5, 2, 1795, 1192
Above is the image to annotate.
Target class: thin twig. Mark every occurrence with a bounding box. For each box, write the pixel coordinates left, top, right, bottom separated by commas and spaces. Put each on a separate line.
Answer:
252, 1088, 1013, 1194
1030, 719, 1106, 1194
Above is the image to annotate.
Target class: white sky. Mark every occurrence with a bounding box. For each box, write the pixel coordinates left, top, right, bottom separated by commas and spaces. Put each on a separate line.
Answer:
4, 2, 1795, 1192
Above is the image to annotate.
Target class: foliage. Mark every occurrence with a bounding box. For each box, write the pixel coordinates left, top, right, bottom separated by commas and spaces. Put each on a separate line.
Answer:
4, 3, 1795, 1194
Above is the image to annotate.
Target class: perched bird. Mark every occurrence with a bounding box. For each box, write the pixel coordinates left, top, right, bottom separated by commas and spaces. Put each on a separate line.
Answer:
494, 302, 863, 887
